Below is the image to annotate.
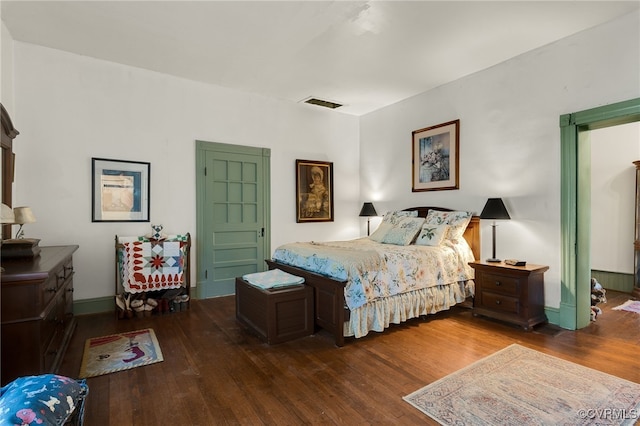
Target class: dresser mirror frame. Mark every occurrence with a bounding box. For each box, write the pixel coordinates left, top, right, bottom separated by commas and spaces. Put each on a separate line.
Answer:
1, 103, 19, 240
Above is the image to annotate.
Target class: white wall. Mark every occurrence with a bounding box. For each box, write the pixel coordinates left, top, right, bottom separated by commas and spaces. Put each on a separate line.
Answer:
1, 20, 15, 115
590, 122, 640, 273
11, 42, 359, 301
360, 11, 640, 308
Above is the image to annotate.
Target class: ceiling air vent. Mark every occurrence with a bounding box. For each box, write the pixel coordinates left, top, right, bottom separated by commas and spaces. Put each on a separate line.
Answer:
302, 97, 343, 109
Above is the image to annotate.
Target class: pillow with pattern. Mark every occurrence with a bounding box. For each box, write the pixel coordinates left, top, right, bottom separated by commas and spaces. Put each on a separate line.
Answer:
381, 217, 425, 245
369, 210, 418, 242
425, 210, 473, 241
0, 374, 88, 426
415, 224, 450, 246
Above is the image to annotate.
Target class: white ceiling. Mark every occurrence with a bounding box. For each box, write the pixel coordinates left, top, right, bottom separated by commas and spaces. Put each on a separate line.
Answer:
2, 1, 639, 115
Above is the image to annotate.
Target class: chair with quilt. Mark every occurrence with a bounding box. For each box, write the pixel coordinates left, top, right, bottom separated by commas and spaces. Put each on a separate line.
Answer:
114, 232, 191, 317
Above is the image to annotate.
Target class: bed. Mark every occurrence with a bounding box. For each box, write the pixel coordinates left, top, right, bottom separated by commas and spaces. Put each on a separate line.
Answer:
266, 207, 480, 346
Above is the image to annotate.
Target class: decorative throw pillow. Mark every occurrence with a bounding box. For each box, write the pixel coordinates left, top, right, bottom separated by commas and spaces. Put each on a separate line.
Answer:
425, 210, 472, 241
369, 210, 418, 242
0, 374, 89, 426
381, 217, 425, 245
415, 224, 450, 246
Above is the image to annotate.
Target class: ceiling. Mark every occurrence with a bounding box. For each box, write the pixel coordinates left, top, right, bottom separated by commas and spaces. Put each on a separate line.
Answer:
2, 1, 639, 116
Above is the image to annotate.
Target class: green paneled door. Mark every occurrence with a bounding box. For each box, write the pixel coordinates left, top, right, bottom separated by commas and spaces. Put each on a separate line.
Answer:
196, 141, 271, 298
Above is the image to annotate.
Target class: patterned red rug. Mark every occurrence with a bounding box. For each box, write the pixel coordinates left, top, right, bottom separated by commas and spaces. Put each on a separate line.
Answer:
404, 344, 640, 425
79, 328, 163, 378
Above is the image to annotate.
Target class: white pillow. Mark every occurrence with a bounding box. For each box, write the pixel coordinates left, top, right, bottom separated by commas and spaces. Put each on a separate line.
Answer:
369, 210, 418, 242
381, 217, 425, 246
369, 221, 393, 242
425, 210, 472, 241
415, 224, 450, 246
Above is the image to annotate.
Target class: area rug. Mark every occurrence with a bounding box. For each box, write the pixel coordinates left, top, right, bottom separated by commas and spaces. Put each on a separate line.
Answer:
403, 344, 640, 425
79, 329, 163, 378
612, 300, 640, 314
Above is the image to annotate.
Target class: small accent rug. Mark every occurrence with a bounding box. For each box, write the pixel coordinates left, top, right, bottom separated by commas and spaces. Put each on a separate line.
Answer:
403, 344, 640, 425
612, 300, 640, 314
79, 329, 163, 378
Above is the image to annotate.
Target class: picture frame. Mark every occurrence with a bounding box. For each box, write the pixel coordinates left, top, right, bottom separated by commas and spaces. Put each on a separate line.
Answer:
92, 157, 150, 222
296, 159, 334, 222
412, 119, 460, 192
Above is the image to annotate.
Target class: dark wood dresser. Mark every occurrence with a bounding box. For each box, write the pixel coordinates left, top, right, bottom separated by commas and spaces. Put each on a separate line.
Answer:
1, 245, 78, 385
469, 260, 548, 330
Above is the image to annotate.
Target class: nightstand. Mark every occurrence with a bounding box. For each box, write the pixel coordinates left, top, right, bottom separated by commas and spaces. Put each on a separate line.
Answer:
469, 261, 548, 330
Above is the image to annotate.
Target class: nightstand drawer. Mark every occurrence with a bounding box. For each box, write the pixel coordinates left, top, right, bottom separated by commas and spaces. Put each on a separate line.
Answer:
478, 273, 520, 296
480, 291, 520, 314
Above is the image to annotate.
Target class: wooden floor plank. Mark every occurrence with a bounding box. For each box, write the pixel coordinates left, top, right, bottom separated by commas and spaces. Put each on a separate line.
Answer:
58, 290, 640, 425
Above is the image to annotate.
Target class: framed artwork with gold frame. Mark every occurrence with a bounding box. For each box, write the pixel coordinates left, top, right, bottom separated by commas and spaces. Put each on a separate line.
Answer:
296, 159, 334, 222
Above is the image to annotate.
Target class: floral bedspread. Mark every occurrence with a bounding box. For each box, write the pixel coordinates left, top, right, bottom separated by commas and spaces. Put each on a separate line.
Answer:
272, 238, 475, 310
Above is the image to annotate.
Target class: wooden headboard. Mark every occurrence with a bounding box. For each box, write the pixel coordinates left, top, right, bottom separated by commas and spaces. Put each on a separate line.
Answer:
403, 207, 481, 260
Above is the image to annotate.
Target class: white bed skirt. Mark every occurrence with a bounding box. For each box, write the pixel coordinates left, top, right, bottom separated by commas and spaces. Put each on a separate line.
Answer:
344, 280, 475, 339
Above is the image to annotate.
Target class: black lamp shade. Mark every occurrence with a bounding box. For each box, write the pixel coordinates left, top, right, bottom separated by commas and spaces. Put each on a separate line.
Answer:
480, 198, 510, 263
359, 202, 378, 217
480, 198, 510, 220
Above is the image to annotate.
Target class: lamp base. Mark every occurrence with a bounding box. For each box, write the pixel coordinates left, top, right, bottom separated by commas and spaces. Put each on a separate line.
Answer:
486, 258, 501, 263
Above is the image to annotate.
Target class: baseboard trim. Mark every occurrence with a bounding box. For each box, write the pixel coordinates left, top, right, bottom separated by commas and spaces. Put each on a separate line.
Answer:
544, 306, 561, 327
73, 296, 114, 316
591, 270, 634, 293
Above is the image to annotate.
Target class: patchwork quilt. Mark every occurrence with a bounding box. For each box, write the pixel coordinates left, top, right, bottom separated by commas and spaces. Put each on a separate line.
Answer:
118, 235, 188, 293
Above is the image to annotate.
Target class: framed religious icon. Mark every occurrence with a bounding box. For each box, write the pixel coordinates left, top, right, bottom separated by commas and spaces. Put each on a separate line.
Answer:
412, 119, 460, 192
296, 159, 334, 222
92, 157, 150, 222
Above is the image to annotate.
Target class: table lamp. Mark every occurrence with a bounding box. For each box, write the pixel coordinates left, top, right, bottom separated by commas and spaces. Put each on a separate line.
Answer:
1, 203, 15, 226
480, 198, 510, 262
359, 202, 378, 236
13, 206, 36, 239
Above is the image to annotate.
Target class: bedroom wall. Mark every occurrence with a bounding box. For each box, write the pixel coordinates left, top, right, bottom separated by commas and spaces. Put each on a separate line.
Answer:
590, 122, 640, 274
10, 41, 360, 301
1, 20, 15, 114
359, 11, 640, 309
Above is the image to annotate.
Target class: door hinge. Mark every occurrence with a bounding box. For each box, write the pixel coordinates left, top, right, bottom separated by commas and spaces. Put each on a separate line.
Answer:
261, 228, 265, 237
205, 270, 208, 279
204, 167, 207, 176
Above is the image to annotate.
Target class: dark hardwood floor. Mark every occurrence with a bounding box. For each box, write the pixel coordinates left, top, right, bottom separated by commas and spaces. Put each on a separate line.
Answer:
59, 290, 640, 425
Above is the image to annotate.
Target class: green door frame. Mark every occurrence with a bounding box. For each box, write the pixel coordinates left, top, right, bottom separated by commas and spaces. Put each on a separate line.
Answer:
559, 97, 640, 330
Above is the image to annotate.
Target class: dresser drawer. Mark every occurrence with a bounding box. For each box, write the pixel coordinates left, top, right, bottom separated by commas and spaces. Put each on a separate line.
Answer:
42, 273, 61, 308
43, 328, 64, 373
480, 291, 520, 314
478, 273, 520, 296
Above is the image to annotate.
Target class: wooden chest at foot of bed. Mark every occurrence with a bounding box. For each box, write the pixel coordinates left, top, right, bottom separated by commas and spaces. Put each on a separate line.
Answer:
235, 277, 314, 344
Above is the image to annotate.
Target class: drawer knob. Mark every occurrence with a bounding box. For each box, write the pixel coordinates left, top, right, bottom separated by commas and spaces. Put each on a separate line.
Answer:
64, 266, 74, 274
495, 300, 502, 305
47, 287, 56, 293
495, 281, 501, 286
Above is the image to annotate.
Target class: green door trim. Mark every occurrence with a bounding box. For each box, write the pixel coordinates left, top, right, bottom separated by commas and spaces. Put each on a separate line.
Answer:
559, 97, 640, 329
195, 140, 271, 299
